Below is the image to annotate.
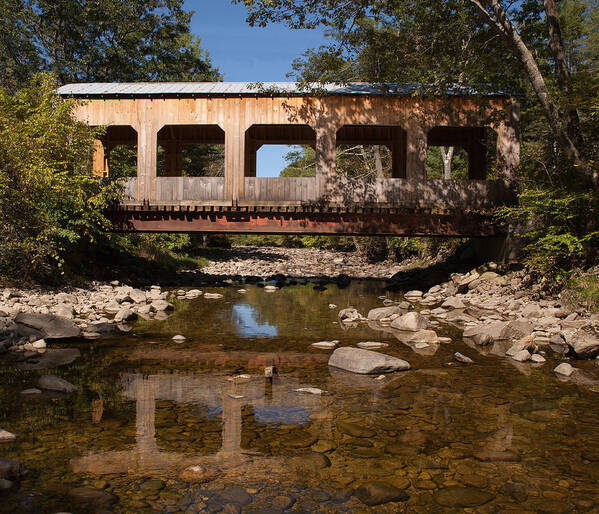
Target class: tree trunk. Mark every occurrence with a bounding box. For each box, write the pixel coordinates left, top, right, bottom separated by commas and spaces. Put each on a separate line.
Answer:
543, 0, 582, 145
440, 146, 455, 180
468, 0, 596, 187
373, 145, 384, 178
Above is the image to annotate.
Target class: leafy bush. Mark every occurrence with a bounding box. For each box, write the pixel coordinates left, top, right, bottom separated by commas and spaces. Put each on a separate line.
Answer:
498, 188, 599, 275
561, 270, 599, 312
0, 74, 121, 282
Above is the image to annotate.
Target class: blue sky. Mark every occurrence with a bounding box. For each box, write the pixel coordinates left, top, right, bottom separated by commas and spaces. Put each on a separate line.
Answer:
185, 0, 326, 176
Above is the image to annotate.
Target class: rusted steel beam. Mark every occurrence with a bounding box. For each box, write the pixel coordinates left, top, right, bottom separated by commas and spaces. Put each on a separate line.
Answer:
108, 208, 504, 236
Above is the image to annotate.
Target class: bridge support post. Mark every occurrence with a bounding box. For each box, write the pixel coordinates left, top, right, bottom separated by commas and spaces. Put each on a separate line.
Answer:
406, 120, 428, 181
92, 139, 109, 178
137, 121, 158, 203
315, 121, 338, 202
496, 99, 520, 184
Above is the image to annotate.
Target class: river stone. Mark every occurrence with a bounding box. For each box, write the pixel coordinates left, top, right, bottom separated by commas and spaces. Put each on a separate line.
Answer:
531, 353, 546, 363
511, 349, 531, 362
139, 478, 164, 492
16, 348, 81, 370
38, 374, 77, 393
354, 481, 409, 506
474, 450, 520, 462
14, 312, 80, 339
390, 312, 430, 331
337, 421, 376, 438
367, 306, 403, 321
329, 347, 410, 375
172, 334, 186, 342
280, 430, 317, 448
357, 342, 388, 349
179, 465, 220, 483
291, 452, 331, 471
69, 487, 118, 509
311, 439, 337, 453
434, 486, 494, 508
554, 362, 574, 376
0, 459, 25, 480
0, 478, 13, 492
20, 388, 41, 395
114, 307, 137, 323
408, 329, 438, 344
441, 297, 465, 309
311, 341, 338, 349
204, 293, 223, 299
454, 352, 474, 364
0, 430, 16, 442
566, 332, 599, 359
272, 495, 294, 510
151, 299, 173, 312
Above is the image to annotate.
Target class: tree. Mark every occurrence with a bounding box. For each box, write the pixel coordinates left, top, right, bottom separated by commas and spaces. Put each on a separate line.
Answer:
0, 0, 220, 89
236, 0, 597, 187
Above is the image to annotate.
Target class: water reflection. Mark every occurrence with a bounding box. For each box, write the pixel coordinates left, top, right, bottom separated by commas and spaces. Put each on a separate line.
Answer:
232, 303, 278, 338
71, 372, 326, 477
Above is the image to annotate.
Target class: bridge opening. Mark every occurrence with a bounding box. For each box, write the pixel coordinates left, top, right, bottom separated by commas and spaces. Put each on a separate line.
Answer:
93, 125, 137, 179
426, 126, 496, 180
335, 125, 407, 179
245, 125, 316, 177
156, 125, 225, 177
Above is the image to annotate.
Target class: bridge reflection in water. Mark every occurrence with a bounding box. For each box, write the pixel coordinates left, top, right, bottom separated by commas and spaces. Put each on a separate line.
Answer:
70, 373, 330, 478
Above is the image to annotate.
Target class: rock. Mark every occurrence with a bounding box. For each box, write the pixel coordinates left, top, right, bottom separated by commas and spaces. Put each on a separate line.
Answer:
217, 486, 253, 506
0, 430, 16, 442
16, 348, 80, 370
474, 450, 520, 462
0, 479, 14, 493
204, 293, 223, 299
20, 388, 41, 395
68, 487, 118, 509
511, 349, 531, 362
129, 289, 147, 303
328, 347, 410, 375
404, 290, 423, 299
338, 308, 361, 322
31, 339, 46, 349
554, 362, 574, 377
311, 341, 338, 349
502, 319, 534, 340
114, 308, 137, 323
566, 331, 599, 359
454, 352, 474, 364
264, 285, 278, 291
434, 486, 494, 508
0, 459, 25, 480
338, 421, 376, 438
531, 354, 546, 363
408, 329, 438, 344
367, 306, 403, 321
506, 338, 536, 357
295, 387, 327, 395
441, 297, 465, 309
357, 342, 388, 349
172, 334, 186, 342
103, 301, 121, 314
272, 496, 295, 510
311, 439, 336, 453
54, 303, 75, 319
150, 299, 173, 312
522, 302, 542, 318
14, 312, 80, 339
390, 311, 430, 331
472, 333, 494, 346
38, 374, 77, 393
179, 465, 220, 483
354, 481, 409, 506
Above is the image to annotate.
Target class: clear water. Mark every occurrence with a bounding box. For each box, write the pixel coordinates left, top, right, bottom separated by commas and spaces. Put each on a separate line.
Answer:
1, 282, 598, 513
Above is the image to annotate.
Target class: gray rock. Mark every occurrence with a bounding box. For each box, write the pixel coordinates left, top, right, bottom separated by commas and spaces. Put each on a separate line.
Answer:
38, 374, 77, 393
434, 486, 494, 508
20, 388, 41, 395
338, 308, 361, 322
367, 306, 403, 321
54, 303, 75, 319
0, 430, 16, 442
454, 352, 474, 364
408, 329, 438, 344
328, 347, 410, 374
441, 297, 465, 309
511, 349, 531, 362
128, 289, 147, 303
0, 478, 14, 492
150, 299, 173, 312
114, 308, 137, 323
531, 354, 546, 363
14, 312, 80, 339
554, 362, 575, 377
16, 348, 80, 370
566, 331, 599, 359
390, 311, 430, 331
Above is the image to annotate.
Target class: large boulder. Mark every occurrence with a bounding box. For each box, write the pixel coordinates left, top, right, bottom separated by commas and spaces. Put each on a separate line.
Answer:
338, 308, 362, 322
14, 312, 80, 339
38, 374, 78, 393
390, 312, 430, 332
441, 297, 465, 310
463, 320, 533, 343
367, 306, 403, 321
328, 347, 410, 375
564, 331, 599, 359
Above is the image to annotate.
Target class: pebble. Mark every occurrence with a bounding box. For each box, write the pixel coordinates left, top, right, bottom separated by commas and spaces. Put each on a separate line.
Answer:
0, 430, 16, 442
172, 334, 186, 342
294, 387, 327, 395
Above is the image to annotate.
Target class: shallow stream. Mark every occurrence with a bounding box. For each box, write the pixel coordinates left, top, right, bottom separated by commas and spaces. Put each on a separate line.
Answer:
1, 282, 598, 513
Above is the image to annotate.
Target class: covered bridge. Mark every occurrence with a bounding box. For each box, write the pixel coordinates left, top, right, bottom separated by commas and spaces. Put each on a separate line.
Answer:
57, 82, 519, 235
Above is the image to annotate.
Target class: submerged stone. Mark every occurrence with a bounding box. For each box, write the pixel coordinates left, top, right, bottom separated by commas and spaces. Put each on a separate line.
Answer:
328, 347, 410, 375
38, 374, 77, 393
434, 486, 494, 508
355, 481, 409, 506
337, 421, 376, 438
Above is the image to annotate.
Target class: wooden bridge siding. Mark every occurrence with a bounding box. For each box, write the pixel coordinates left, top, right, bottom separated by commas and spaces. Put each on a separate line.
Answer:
243, 177, 317, 203
74, 95, 519, 205
154, 177, 225, 202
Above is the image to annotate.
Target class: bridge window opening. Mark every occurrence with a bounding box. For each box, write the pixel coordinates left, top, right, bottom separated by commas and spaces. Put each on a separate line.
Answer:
156, 125, 225, 177
426, 126, 496, 180
335, 126, 406, 178
245, 125, 316, 177
93, 125, 137, 179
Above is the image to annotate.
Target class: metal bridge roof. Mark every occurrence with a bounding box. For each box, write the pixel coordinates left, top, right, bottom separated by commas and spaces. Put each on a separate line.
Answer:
57, 82, 509, 98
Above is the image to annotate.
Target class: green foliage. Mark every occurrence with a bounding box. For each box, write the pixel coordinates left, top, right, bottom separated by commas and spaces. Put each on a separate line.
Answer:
498, 189, 599, 274
0, 74, 121, 282
0, 0, 220, 90
561, 270, 599, 312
